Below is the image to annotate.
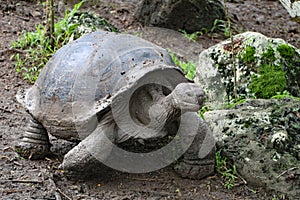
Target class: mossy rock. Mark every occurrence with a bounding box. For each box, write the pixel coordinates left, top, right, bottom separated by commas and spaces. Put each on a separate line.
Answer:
195, 32, 300, 109
68, 11, 118, 37
204, 98, 300, 197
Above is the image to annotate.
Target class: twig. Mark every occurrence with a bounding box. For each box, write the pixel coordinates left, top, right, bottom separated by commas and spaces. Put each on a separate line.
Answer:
224, 0, 238, 101
13, 161, 23, 166
3, 189, 26, 194
277, 167, 299, 179
236, 173, 247, 185
0, 48, 25, 55
126, 177, 173, 183
15, 15, 30, 21
0, 155, 10, 160
57, 188, 72, 200
128, 189, 176, 196
0, 49, 10, 54
3, 146, 14, 151
0, 179, 43, 184
11, 48, 26, 54
48, 178, 62, 200
126, 177, 158, 182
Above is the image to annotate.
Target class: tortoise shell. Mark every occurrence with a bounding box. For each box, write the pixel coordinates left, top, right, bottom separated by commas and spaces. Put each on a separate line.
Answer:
19, 31, 189, 140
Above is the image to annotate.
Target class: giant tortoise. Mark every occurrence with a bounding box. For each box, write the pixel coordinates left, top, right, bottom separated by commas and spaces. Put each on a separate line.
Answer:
16, 31, 215, 179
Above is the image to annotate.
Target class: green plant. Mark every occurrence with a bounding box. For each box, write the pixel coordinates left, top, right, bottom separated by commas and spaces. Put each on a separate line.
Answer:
11, 0, 117, 83
242, 46, 256, 64
277, 44, 296, 59
271, 91, 300, 100
271, 193, 287, 200
277, 44, 300, 97
211, 19, 231, 37
199, 105, 210, 119
179, 29, 205, 42
240, 43, 300, 99
261, 46, 276, 64
216, 150, 238, 189
11, 1, 85, 83
169, 52, 196, 79
249, 64, 287, 99
226, 98, 246, 109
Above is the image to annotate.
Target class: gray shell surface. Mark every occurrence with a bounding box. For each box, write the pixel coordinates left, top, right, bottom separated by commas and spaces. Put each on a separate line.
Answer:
23, 31, 188, 140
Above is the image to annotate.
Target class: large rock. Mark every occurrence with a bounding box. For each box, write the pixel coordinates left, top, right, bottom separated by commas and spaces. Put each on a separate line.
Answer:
204, 98, 300, 197
135, 0, 225, 33
195, 32, 300, 109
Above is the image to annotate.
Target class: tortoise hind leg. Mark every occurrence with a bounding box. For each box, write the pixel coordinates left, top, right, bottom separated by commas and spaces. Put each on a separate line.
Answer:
15, 117, 50, 159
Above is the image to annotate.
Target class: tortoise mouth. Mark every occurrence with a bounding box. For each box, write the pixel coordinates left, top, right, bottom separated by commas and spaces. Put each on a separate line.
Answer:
129, 83, 172, 126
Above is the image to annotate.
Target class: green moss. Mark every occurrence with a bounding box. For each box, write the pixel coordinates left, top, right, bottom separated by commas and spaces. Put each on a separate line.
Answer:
209, 39, 299, 102
277, 44, 295, 59
249, 64, 286, 99
262, 46, 276, 63
277, 44, 300, 97
243, 43, 300, 99
242, 46, 256, 64
271, 91, 300, 101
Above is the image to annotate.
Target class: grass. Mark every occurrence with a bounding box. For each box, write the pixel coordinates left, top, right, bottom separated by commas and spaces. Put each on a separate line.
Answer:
11, 1, 84, 83
271, 91, 300, 101
215, 150, 238, 189
180, 18, 243, 42
179, 29, 206, 42
272, 194, 287, 200
11, 0, 117, 83
169, 52, 196, 80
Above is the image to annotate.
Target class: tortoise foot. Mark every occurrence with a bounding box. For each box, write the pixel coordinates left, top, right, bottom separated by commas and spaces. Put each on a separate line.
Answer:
15, 118, 50, 159
174, 159, 215, 179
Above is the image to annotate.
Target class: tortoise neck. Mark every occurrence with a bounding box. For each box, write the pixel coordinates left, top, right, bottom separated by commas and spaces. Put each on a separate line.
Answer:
146, 96, 181, 134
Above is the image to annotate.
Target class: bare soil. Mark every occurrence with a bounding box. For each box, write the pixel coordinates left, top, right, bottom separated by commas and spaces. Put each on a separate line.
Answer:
0, 0, 299, 199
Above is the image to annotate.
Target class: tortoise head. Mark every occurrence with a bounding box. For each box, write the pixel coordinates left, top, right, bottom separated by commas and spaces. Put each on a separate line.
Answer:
168, 83, 206, 112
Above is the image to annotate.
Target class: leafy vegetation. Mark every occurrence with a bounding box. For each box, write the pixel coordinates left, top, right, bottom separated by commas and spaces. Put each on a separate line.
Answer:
226, 98, 246, 109
271, 91, 300, 100
179, 29, 206, 42
215, 150, 238, 189
198, 105, 209, 119
11, 0, 117, 83
169, 52, 197, 79
211, 19, 232, 37
271, 194, 287, 200
179, 18, 241, 42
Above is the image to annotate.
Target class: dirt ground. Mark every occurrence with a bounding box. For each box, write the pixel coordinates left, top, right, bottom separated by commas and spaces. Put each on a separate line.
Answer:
0, 0, 299, 199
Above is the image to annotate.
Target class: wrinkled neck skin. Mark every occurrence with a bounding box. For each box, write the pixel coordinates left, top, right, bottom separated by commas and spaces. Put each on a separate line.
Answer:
144, 95, 181, 138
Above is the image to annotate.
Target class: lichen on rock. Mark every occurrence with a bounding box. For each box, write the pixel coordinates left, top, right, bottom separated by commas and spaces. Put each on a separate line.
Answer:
196, 32, 300, 109
204, 98, 300, 197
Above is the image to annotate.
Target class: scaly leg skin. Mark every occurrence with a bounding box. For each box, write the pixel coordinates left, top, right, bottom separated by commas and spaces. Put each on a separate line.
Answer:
59, 112, 117, 175
174, 113, 216, 179
15, 117, 50, 159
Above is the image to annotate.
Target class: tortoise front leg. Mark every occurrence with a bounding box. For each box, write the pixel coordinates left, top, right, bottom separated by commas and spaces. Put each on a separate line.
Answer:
174, 112, 216, 179
60, 113, 117, 173
16, 116, 50, 159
